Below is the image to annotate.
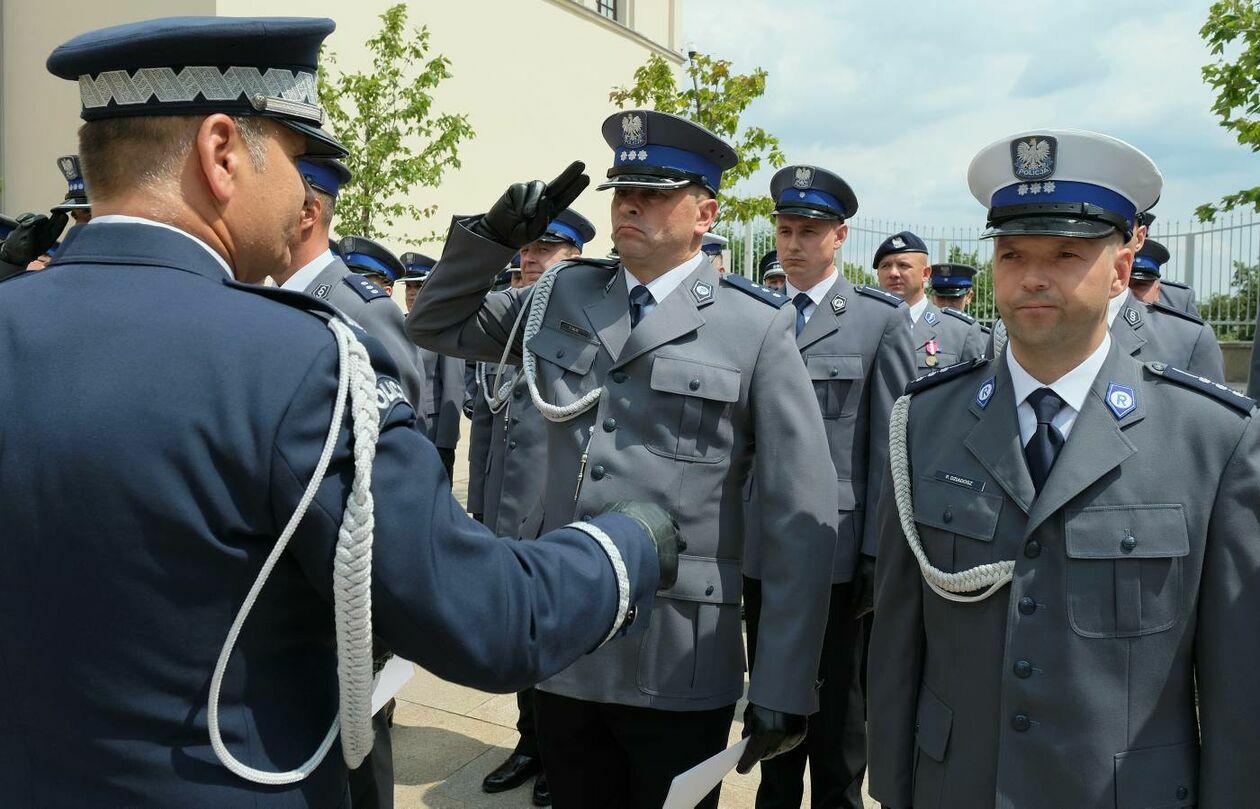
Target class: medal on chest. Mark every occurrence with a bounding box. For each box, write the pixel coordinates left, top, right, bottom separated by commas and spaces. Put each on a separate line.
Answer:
924, 339, 940, 366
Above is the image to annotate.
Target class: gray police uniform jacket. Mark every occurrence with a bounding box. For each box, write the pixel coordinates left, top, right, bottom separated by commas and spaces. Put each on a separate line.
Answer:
913, 302, 988, 372
1157, 280, 1198, 317
303, 256, 430, 433
466, 363, 497, 515
408, 220, 839, 715
482, 367, 551, 538
417, 347, 466, 449
867, 347, 1260, 809
744, 275, 915, 583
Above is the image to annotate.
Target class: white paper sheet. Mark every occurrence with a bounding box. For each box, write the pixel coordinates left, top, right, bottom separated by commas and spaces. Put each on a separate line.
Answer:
662, 738, 749, 809
370, 656, 415, 714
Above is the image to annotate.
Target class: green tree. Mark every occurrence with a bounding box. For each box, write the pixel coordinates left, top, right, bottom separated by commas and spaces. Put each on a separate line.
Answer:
1197, 0, 1260, 221
609, 52, 786, 222
317, 4, 474, 241
1201, 258, 1260, 339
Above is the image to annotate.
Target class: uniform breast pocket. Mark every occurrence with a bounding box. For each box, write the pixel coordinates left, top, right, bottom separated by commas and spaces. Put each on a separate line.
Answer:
646, 355, 740, 463
918, 350, 959, 371
1065, 505, 1188, 639
526, 323, 601, 399
806, 354, 863, 419
913, 476, 1003, 572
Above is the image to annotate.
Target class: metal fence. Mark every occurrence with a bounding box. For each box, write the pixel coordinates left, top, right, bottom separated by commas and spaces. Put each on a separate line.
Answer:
717, 213, 1260, 339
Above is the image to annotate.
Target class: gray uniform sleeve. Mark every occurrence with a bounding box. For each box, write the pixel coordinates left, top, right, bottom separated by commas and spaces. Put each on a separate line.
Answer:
960, 320, 988, 363
465, 376, 493, 515
863, 309, 916, 557
406, 219, 528, 364
353, 298, 430, 434
745, 304, 841, 716
1195, 413, 1260, 802
1187, 321, 1226, 383
433, 353, 467, 450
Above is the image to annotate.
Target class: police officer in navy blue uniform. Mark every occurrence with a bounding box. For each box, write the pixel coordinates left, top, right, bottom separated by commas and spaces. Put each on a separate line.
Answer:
0, 17, 680, 808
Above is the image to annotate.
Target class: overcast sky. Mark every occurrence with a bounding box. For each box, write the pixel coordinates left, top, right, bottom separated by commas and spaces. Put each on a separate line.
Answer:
680, 0, 1254, 232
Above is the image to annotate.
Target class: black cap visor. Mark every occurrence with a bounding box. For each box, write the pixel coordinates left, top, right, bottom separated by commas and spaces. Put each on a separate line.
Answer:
982, 215, 1120, 240
773, 204, 843, 221
1129, 269, 1161, 281
279, 117, 347, 158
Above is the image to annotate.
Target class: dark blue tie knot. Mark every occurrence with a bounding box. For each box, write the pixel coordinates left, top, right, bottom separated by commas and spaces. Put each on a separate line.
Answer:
792, 292, 812, 313
629, 284, 653, 328
1026, 387, 1064, 425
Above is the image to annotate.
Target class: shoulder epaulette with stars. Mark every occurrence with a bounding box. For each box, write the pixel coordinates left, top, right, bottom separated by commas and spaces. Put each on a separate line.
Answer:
1150, 300, 1206, 325
1145, 362, 1255, 414
940, 307, 976, 324
905, 357, 989, 394
1161, 279, 1193, 291
343, 274, 390, 302
855, 284, 903, 307
721, 272, 790, 308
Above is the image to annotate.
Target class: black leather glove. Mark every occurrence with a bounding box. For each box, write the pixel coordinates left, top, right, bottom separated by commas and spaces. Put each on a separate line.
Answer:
852, 553, 877, 619
737, 703, 807, 774
0, 211, 68, 265
604, 501, 684, 590
470, 161, 590, 249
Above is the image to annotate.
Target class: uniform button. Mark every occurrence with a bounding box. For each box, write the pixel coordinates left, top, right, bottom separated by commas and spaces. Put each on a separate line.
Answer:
555, 348, 566, 359
508, 440, 517, 450
591, 465, 606, 480
705, 584, 715, 596
624, 605, 637, 627
943, 508, 953, 524
1013, 660, 1033, 679
1018, 597, 1037, 615
513, 388, 523, 399
688, 378, 702, 391
611, 371, 628, 383
603, 418, 617, 432
829, 367, 839, 377
581, 514, 592, 521
1012, 714, 1031, 732
1121, 535, 1137, 553
1024, 540, 1041, 559
1176, 786, 1189, 800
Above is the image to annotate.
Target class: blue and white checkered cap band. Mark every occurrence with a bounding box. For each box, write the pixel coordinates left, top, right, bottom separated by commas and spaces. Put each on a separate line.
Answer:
991, 179, 1137, 225
613, 144, 723, 189
346, 253, 399, 281
777, 188, 846, 216
78, 66, 320, 121
545, 220, 585, 248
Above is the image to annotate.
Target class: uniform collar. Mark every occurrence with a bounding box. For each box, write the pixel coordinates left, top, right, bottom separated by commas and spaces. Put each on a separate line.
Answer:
87, 214, 233, 278
1006, 332, 1112, 415
623, 250, 704, 304
282, 248, 334, 291
785, 266, 839, 307
908, 296, 930, 324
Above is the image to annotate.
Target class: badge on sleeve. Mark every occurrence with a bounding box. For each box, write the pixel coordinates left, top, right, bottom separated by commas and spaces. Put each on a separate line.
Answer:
1105, 382, 1137, 419
976, 376, 996, 409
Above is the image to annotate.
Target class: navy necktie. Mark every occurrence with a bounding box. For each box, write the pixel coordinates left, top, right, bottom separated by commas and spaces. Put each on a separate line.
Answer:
1024, 387, 1066, 493
792, 292, 811, 337
629, 284, 653, 329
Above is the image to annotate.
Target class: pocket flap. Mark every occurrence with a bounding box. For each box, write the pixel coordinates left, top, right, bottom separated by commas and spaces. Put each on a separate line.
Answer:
1114, 740, 1198, 809
661, 556, 742, 604
806, 354, 863, 381
527, 324, 600, 376
1066, 505, 1189, 559
913, 476, 1002, 542
836, 479, 867, 512
650, 355, 741, 403
915, 685, 953, 762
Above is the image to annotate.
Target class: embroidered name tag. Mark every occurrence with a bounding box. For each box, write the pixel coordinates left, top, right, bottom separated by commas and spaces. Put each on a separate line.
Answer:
935, 470, 986, 493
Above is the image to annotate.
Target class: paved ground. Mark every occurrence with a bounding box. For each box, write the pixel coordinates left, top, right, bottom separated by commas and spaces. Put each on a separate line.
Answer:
393, 419, 876, 807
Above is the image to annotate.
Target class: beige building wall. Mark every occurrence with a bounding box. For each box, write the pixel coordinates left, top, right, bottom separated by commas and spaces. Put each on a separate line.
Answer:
1, 0, 684, 259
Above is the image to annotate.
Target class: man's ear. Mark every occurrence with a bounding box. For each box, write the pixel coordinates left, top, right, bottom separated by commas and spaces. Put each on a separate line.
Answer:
1112, 240, 1135, 295
696, 195, 719, 233
833, 221, 849, 250
297, 190, 321, 237
194, 114, 245, 204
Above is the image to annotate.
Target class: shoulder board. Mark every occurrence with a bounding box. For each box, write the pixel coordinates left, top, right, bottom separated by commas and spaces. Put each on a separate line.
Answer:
720, 272, 790, 308
940, 307, 976, 324
981, 324, 993, 335
574, 257, 619, 270
855, 285, 903, 307
1150, 300, 1205, 325
224, 279, 341, 320
343, 274, 391, 302
905, 357, 989, 394
1145, 362, 1255, 414
1161, 279, 1193, 291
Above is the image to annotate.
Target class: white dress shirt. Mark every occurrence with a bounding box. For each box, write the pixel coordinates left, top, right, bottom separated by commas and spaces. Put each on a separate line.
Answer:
908, 296, 930, 324
88, 214, 233, 278
281, 249, 334, 291
624, 251, 705, 320
1107, 288, 1129, 326
784, 267, 840, 324
1006, 334, 1111, 447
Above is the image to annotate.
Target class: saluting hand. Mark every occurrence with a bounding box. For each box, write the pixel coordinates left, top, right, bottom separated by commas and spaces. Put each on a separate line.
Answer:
0, 211, 68, 265
471, 161, 590, 249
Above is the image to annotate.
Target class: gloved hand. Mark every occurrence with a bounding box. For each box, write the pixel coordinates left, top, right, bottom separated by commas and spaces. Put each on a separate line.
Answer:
470, 161, 590, 249
737, 703, 807, 774
852, 553, 877, 619
0, 211, 68, 265
604, 501, 685, 590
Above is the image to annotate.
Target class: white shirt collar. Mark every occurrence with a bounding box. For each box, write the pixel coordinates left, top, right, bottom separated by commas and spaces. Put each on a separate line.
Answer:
281, 249, 334, 291
908, 296, 930, 324
1107, 288, 1130, 326
1006, 333, 1112, 445
784, 267, 839, 308
623, 251, 705, 305
87, 214, 234, 279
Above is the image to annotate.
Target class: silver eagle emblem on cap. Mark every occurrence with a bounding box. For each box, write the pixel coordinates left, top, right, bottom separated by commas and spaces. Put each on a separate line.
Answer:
622, 114, 646, 148
793, 166, 814, 189
891, 237, 906, 249
1011, 136, 1056, 181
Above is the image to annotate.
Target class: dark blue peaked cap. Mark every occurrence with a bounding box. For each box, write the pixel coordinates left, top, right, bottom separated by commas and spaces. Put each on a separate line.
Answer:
340, 236, 405, 282
46, 17, 346, 157
759, 250, 785, 278
771, 165, 858, 221
400, 252, 437, 281
930, 263, 978, 293
299, 157, 351, 198
598, 110, 738, 196
1132, 238, 1170, 280
872, 230, 929, 269
538, 208, 596, 249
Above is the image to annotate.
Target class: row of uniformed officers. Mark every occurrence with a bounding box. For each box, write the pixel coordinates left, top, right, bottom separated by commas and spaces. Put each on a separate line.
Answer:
0, 14, 1256, 809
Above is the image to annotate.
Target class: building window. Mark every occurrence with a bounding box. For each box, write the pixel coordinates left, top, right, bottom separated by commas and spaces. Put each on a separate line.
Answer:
596, 0, 618, 21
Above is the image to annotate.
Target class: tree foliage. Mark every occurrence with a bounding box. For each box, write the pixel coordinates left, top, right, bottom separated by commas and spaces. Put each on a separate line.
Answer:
1197, 0, 1260, 221
609, 52, 785, 222
317, 4, 474, 240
